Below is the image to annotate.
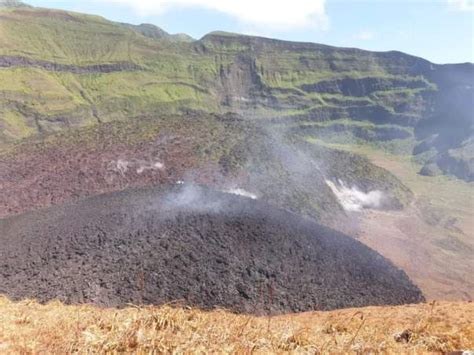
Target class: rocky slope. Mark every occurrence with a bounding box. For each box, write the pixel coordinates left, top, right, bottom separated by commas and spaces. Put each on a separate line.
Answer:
0, 184, 424, 314
0, 2, 472, 180
0, 112, 412, 223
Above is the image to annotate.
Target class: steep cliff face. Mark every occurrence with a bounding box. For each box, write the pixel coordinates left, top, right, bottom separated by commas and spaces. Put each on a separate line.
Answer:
216, 54, 268, 108
199, 35, 473, 180
0, 6, 472, 180
414, 64, 474, 180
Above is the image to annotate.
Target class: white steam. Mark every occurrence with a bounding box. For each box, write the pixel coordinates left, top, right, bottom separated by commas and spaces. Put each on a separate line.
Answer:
109, 159, 165, 176
223, 188, 258, 200
114, 159, 130, 176
325, 179, 384, 212
162, 184, 223, 213
136, 161, 165, 174
161, 185, 259, 215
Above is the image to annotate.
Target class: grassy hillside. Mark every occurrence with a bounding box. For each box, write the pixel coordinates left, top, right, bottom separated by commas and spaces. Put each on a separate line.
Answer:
1, 3, 472, 180
0, 297, 472, 353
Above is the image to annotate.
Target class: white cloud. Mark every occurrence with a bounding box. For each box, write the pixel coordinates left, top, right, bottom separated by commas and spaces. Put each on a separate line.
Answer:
100, 0, 328, 30
448, 0, 474, 11
353, 30, 375, 41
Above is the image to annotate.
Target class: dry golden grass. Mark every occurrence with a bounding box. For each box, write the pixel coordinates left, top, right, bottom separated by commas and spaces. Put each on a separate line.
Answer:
0, 297, 472, 354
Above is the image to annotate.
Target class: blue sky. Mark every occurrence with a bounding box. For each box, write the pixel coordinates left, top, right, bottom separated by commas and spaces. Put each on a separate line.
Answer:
27, 0, 474, 64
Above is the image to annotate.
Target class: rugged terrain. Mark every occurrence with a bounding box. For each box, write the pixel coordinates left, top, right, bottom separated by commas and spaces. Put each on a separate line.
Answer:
319, 142, 474, 301
0, 2, 473, 348
1, 111, 471, 301
0, 112, 411, 224
0, 185, 423, 313
0, 1, 473, 180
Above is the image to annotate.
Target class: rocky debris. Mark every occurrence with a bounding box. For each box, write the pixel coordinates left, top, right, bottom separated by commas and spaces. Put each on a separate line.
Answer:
0, 125, 199, 218
217, 54, 267, 108
0, 185, 424, 315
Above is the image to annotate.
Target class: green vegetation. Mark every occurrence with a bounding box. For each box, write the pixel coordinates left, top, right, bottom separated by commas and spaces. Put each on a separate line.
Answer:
0, 4, 471, 181
302, 119, 416, 155
0, 5, 436, 140
0, 110, 35, 140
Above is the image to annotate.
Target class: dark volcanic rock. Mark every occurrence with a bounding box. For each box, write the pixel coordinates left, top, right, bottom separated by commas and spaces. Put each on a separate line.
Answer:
0, 185, 424, 314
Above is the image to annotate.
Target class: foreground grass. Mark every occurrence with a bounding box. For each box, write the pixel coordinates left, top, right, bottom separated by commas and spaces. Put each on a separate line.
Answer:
0, 297, 472, 353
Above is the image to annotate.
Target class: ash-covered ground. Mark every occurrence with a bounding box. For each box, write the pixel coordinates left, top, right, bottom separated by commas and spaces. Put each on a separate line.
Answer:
0, 185, 424, 315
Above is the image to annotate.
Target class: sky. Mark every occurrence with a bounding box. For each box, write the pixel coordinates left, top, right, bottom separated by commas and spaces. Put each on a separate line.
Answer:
26, 0, 474, 64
